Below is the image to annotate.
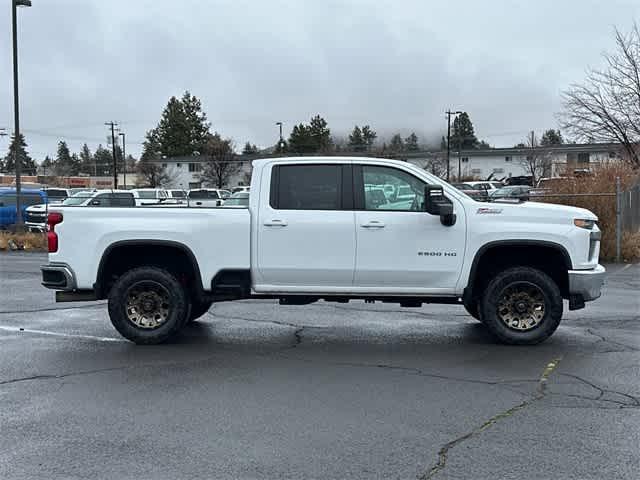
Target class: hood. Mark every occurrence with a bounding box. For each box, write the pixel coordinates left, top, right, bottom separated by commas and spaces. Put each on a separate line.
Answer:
26, 203, 48, 213
489, 200, 598, 221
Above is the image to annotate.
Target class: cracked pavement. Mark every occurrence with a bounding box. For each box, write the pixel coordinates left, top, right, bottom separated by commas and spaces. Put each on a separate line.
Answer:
0, 253, 638, 479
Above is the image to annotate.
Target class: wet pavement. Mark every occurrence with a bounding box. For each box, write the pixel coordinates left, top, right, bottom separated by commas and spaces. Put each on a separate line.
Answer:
1, 253, 638, 479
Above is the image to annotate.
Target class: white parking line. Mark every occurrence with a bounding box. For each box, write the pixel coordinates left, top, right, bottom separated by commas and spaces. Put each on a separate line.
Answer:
0, 326, 123, 343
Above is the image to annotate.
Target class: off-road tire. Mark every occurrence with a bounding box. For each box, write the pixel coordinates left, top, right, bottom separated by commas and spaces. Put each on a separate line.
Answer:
480, 267, 563, 345
108, 266, 189, 345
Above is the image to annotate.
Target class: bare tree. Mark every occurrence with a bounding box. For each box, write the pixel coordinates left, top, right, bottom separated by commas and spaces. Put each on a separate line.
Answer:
519, 133, 552, 185
560, 23, 640, 166
423, 153, 449, 179
136, 160, 178, 187
198, 134, 241, 189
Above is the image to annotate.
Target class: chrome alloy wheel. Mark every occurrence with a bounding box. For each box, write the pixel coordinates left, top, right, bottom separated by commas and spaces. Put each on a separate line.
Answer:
496, 281, 546, 331
125, 281, 171, 329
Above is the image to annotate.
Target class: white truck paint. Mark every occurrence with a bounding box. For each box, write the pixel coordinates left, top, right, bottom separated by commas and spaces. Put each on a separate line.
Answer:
41, 157, 606, 345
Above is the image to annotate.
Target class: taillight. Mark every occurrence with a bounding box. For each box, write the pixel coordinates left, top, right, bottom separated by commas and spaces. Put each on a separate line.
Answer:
47, 212, 63, 253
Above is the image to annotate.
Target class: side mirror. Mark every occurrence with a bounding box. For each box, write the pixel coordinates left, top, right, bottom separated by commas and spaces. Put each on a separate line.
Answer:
423, 184, 444, 215
424, 184, 456, 227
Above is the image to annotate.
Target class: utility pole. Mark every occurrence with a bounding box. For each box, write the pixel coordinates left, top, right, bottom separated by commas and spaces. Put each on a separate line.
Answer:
105, 121, 118, 189
119, 131, 126, 189
445, 110, 462, 182
276, 121, 283, 152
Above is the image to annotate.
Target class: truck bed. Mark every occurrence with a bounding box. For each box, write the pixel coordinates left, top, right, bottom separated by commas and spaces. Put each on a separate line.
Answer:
48, 206, 251, 291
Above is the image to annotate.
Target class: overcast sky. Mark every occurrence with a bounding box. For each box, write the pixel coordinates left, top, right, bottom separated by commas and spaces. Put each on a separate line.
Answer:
1, 0, 639, 160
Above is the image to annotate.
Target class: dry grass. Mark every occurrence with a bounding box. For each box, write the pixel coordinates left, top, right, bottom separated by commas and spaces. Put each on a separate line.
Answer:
543, 162, 639, 261
0, 231, 47, 252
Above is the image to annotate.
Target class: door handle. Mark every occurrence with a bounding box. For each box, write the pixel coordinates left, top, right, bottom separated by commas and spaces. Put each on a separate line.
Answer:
361, 221, 385, 228
264, 219, 288, 227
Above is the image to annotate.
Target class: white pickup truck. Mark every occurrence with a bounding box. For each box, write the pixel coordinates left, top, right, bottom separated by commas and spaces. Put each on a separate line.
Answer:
41, 157, 605, 345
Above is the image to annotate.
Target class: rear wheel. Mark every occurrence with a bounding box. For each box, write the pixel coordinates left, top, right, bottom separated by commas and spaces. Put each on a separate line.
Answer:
188, 299, 213, 323
108, 267, 188, 345
480, 267, 562, 345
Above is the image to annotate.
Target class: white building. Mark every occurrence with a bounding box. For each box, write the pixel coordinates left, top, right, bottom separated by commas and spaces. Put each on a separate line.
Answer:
404, 143, 622, 181
153, 155, 253, 189
153, 142, 623, 188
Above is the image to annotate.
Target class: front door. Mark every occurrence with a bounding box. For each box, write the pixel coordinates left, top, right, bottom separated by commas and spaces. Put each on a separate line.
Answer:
256, 163, 356, 290
354, 164, 465, 293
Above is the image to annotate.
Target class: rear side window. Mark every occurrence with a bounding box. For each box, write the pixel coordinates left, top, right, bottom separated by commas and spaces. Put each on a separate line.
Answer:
137, 191, 156, 199
271, 165, 342, 210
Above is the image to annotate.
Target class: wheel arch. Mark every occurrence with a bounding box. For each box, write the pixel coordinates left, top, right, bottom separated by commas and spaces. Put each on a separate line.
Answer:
464, 240, 572, 304
95, 240, 205, 300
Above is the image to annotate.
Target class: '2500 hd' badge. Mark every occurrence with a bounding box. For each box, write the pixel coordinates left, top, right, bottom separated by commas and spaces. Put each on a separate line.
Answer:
418, 251, 457, 257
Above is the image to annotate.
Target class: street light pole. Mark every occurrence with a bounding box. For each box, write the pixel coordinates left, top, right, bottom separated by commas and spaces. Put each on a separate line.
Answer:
12, 0, 32, 227
119, 132, 126, 189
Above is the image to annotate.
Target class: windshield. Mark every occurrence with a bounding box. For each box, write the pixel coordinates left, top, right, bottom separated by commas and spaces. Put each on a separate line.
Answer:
62, 192, 93, 205
136, 191, 157, 199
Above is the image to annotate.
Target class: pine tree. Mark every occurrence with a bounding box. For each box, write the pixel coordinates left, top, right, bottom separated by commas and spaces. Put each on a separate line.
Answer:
54, 141, 75, 176
242, 142, 258, 155
451, 112, 478, 150
389, 133, 404, 152
41, 155, 54, 175
94, 144, 114, 176
288, 123, 314, 153
79, 143, 94, 175
405, 132, 419, 152
152, 91, 211, 158
348, 125, 365, 151
362, 125, 377, 150
309, 115, 332, 152
3, 133, 37, 175
540, 129, 563, 146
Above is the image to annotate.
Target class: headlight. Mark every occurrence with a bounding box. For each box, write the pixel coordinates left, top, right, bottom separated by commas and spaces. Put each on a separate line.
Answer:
574, 219, 595, 230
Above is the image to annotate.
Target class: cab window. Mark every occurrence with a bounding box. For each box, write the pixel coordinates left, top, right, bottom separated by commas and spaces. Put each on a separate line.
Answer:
358, 165, 426, 211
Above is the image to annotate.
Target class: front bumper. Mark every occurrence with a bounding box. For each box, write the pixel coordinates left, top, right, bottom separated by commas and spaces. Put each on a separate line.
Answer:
568, 264, 606, 302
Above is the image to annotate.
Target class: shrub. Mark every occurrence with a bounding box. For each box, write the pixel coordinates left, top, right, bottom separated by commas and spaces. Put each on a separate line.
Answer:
0, 231, 47, 252
543, 162, 639, 261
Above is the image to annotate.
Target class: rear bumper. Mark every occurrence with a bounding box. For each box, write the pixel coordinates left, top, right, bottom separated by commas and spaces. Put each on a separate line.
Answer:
568, 264, 606, 302
41, 263, 76, 291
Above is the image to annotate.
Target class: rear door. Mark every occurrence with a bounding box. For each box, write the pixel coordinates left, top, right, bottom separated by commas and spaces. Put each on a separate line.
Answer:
255, 163, 355, 289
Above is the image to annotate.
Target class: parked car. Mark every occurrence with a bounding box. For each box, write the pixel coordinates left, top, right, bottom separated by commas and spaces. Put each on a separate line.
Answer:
219, 189, 232, 199
463, 181, 503, 194
130, 188, 169, 206
42, 188, 72, 204
452, 183, 487, 201
222, 191, 250, 208
165, 189, 188, 204
231, 186, 250, 194
69, 188, 96, 196
489, 185, 531, 201
41, 156, 604, 346
187, 189, 225, 207
61, 190, 135, 207
0, 188, 48, 229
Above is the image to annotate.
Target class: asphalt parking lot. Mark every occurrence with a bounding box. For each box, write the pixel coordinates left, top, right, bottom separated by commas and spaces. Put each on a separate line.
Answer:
0, 253, 638, 480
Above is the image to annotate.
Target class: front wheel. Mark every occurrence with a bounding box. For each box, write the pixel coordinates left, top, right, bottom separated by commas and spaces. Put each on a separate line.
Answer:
108, 267, 189, 345
480, 267, 563, 345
